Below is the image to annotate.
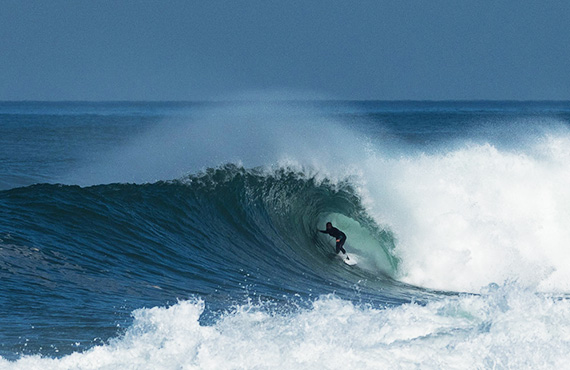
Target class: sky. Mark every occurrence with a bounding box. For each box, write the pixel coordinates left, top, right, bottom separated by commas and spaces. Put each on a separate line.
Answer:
1, 0, 569, 101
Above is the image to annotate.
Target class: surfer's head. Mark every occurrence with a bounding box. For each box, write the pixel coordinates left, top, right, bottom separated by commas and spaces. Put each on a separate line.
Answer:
326, 222, 332, 229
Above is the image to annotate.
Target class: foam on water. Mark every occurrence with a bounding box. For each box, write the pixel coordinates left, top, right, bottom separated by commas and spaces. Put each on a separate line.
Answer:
3, 283, 570, 369
362, 133, 570, 292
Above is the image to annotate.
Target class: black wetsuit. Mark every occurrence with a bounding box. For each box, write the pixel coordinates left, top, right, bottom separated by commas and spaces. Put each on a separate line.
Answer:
319, 227, 347, 254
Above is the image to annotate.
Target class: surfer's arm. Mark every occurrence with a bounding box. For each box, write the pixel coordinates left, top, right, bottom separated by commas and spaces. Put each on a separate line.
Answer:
318, 230, 328, 234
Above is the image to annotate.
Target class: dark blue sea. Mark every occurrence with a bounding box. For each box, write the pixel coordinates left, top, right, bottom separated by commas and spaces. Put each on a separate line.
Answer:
2, 101, 570, 369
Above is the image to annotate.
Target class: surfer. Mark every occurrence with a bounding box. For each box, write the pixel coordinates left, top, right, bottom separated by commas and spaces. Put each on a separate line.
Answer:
319, 222, 348, 259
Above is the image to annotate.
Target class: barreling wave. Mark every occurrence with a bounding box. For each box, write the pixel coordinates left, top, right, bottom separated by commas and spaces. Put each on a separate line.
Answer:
0, 164, 401, 309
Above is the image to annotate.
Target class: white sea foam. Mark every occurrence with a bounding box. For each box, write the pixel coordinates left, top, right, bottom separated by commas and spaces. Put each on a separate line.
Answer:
3, 284, 570, 369
363, 133, 570, 292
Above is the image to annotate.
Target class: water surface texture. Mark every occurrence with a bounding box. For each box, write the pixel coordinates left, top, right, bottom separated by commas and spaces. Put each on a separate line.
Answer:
2, 101, 570, 368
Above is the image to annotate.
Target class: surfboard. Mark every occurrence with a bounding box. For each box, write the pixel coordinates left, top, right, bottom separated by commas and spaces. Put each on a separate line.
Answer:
339, 253, 357, 266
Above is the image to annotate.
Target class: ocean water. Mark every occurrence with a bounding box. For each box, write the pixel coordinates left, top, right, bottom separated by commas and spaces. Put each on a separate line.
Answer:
1, 100, 570, 369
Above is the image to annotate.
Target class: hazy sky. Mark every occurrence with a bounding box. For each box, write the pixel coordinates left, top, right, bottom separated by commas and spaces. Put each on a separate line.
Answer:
1, 0, 569, 101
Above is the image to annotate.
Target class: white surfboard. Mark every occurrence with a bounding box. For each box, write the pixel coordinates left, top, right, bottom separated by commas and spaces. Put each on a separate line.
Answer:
338, 253, 357, 266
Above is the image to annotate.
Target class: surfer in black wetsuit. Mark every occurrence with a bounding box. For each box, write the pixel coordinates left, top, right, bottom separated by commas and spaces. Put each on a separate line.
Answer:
319, 222, 348, 259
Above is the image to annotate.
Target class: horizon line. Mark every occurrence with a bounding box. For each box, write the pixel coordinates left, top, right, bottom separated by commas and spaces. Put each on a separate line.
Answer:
1, 99, 570, 104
